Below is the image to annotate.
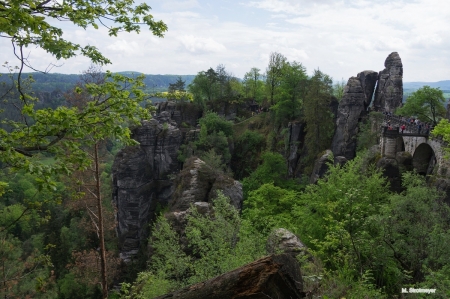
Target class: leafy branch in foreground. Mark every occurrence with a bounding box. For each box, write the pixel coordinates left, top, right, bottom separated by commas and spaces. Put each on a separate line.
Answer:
0, 0, 167, 66
0, 71, 151, 189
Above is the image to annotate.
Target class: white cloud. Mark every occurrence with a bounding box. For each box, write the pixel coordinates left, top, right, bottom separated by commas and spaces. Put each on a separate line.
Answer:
161, 0, 200, 11
0, 0, 449, 81
178, 35, 226, 54
107, 40, 140, 55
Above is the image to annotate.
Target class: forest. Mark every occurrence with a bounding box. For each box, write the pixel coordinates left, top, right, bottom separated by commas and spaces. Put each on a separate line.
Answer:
1, 0, 450, 298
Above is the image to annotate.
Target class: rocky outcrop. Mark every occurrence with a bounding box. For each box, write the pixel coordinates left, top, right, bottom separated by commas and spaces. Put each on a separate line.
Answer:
154, 254, 304, 299
358, 71, 379, 108
309, 149, 333, 184
155, 101, 202, 127
266, 228, 308, 259
373, 52, 403, 113
112, 116, 183, 261
169, 157, 243, 212
376, 157, 402, 192
331, 71, 378, 160
287, 121, 306, 177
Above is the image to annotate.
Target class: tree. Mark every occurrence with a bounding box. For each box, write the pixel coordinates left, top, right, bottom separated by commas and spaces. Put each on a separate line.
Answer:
271, 61, 307, 125
243, 67, 264, 102
303, 69, 335, 167
396, 86, 446, 125
0, 0, 167, 186
333, 79, 346, 100
168, 76, 186, 93
63, 67, 136, 298
266, 52, 287, 105
188, 68, 217, 107
0, 0, 167, 68
125, 192, 265, 297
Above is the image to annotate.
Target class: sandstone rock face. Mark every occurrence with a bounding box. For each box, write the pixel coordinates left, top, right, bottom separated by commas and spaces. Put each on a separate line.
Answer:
287, 121, 306, 177
151, 160, 243, 258
358, 71, 379, 108
112, 117, 183, 261
373, 52, 403, 113
331, 71, 378, 160
155, 101, 202, 127
376, 157, 402, 192
446, 102, 450, 120
266, 228, 307, 259
309, 149, 333, 184
169, 158, 243, 212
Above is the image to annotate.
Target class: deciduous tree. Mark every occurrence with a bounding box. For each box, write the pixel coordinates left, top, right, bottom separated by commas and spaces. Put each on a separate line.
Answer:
396, 86, 446, 125
0, 0, 167, 67
266, 52, 287, 105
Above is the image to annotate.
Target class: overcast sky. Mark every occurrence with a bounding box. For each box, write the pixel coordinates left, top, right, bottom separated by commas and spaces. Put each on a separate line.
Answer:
1, 0, 449, 82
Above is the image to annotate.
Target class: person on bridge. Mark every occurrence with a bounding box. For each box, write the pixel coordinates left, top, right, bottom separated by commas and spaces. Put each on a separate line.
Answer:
401, 124, 406, 134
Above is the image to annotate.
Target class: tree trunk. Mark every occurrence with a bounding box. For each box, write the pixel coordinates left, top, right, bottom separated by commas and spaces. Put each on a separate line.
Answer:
94, 142, 108, 299
155, 254, 304, 299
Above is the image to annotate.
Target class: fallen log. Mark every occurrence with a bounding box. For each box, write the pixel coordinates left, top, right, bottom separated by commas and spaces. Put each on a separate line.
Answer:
155, 253, 304, 299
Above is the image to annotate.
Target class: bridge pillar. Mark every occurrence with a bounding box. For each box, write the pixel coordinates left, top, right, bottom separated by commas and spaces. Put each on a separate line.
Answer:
381, 127, 400, 158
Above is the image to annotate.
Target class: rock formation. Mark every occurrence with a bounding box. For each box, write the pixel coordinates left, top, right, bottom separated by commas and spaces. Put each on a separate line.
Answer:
155, 101, 203, 127
169, 157, 243, 212
266, 228, 308, 259
309, 149, 333, 184
373, 52, 403, 113
112, 113, 183, 261
287, 121, 306, 177
331, 71, 378, 160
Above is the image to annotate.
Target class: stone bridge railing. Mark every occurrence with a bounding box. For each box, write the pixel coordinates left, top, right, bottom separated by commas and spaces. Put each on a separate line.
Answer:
383, 114, 432, 136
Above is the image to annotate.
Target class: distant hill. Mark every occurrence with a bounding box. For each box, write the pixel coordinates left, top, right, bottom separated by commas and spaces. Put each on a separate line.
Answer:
404, 80, 450, 92
0, 72, 196, 93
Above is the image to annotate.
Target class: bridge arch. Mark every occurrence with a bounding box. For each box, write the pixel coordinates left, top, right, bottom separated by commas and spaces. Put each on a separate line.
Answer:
412, 143, 436, 175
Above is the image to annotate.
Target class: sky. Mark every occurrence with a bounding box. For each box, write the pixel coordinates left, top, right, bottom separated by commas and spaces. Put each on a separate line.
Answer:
1, 0, 449, 82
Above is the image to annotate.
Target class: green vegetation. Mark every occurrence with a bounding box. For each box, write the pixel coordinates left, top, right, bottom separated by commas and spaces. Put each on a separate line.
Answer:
396, 86, 446, 125
122, 192, 265, 298
1, 5, 449, 297
0, 0, 166, 66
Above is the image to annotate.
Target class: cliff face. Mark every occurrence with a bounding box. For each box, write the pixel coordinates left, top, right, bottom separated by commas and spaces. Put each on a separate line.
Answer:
112, 111, 243, 261
373, 52, 403, 113
331, 71, 378, 160
330, 53, 404, 161
112, 113, 183, 261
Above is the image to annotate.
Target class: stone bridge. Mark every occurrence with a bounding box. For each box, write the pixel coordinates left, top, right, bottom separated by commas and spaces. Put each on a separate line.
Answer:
380, 115, 450, 176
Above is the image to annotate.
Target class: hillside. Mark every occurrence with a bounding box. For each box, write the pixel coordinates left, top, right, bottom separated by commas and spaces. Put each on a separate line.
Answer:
0, 72, 196, 93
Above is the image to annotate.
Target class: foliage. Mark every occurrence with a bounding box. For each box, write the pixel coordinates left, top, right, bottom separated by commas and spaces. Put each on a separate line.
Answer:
375, 172, 450, 291
190, 111, 234, 165
242, 151, 299, 198
243, 183, 299, 233
231, 130, 266, 179
188, 65, 239, 108
168, 76, 186, 93
265, 52, 287, 105
357, 111, 384, 152
0, 0, 167, 66
294, 157, 390, 271
396, 86, 446, 125
188, 67, 219, 107
271, 61, 307, 126
432, 118, 450, 155
243, 67, 265, 102
153, 91, 194, 102
128, 193, 265, 298
303, 69, 335, 169
1, 71, 151, 190
332, 79, 346, 101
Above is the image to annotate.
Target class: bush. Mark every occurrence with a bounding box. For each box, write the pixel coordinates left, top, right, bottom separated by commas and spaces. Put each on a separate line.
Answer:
126, 192, 266, 298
